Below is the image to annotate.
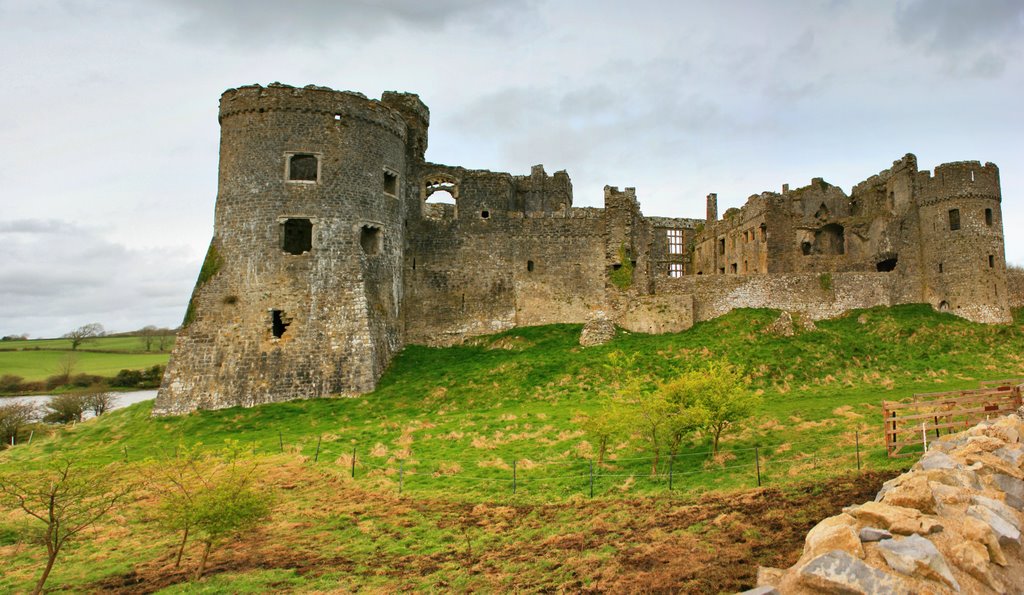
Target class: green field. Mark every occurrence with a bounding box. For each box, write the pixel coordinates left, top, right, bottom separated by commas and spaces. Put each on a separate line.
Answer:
2, 304, 1023, 592
0, 335, 172, 383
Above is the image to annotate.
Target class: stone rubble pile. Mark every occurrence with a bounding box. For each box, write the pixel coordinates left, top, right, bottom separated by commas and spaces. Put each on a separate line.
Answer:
579, 315, 616, 347
749, 410, 1024, 594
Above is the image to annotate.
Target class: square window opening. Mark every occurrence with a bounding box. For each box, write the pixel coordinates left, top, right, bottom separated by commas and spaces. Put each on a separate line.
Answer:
282, 219, 313, 254
481, 210, 490, 219
383, 170, 398, 195
288, 154, 319, 182
360, 226, 382, 255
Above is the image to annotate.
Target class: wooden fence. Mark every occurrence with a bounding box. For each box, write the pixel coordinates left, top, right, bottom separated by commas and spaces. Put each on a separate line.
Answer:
883, 380, 1024, 458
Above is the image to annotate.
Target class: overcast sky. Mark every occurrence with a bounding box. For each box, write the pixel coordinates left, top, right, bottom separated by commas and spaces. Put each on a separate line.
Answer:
1, 0, 1021, 338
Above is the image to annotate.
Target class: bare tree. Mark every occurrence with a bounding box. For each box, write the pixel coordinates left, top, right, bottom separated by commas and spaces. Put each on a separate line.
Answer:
157, 328, 175, 352
0, 402, 37, 446
0, 459, 134, 595
55, 353, 77, 385
84, 392, 117, 417
139, 325, 158, 352
62, 323, 104, 351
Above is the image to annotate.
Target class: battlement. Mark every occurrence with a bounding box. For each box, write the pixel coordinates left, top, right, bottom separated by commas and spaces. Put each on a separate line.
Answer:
218, 83, 408, 140
918, 160, 1001, 205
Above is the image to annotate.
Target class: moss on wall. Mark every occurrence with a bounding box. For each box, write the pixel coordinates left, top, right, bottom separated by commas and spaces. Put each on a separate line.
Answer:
610, 244, 634, 290
182, 242, 223, 328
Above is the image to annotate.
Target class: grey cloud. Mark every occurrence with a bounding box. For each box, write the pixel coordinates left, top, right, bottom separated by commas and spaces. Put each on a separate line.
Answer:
0, 219, 198, 337
158, 0, 536, 45
894, 0, 1023, 78
895, 0, 1023, 51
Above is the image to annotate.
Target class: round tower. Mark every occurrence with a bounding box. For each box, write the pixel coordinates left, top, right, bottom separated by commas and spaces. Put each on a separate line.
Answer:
916, 160, 1010, 323
155, 83, 416, 414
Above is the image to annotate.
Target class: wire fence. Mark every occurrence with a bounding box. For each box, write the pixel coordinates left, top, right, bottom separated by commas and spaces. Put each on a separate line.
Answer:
2, 427, 900, 500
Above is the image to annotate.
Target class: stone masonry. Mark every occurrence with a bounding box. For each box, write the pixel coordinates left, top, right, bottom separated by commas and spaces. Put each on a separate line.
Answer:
153, 84, 1011, 415
751, 411, 1024, 594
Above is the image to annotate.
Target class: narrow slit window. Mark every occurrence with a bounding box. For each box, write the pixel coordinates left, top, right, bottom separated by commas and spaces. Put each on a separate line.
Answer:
281, 219, 313, 254
718, 238, 725, 255
985, 208, 993, 226
948, 209, 960, 231
287, 154, 318, 182
383, 170, 398, 195
527, 260, 534, 272
989, 254, 995, 268
271, 310, 289, 338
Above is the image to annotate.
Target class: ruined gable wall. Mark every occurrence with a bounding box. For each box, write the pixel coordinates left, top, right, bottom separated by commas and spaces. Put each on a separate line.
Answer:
693, 195, 771, 276
404, 165, 606, 346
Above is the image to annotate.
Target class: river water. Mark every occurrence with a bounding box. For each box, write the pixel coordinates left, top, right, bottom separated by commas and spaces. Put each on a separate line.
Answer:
2, 389, 157, 419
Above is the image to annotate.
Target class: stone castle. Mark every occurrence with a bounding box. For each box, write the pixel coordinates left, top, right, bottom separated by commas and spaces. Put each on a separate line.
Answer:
153, 83, 1010, 415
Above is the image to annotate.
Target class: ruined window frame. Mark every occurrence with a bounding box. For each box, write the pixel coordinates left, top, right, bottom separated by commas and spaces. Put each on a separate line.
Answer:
280, 217, 314, 255
285, 152, 321, 184
666, 229, 684, 255
948, 208, 960, 231
360, 225, 383, 256
668, 263, 683, 278
383, 168, 399, 196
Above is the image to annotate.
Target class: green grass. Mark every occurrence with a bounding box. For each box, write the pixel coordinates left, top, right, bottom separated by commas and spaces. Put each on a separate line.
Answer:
0, 335, 165, 352
0, 335, 173, 382
6, 304, 1023, 494
4, 304, 1021, 592
0, 351, 170, 382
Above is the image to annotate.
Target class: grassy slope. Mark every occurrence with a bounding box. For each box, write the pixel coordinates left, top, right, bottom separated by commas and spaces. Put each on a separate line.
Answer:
2, 304, 1024, 591
0, 336, 172, 382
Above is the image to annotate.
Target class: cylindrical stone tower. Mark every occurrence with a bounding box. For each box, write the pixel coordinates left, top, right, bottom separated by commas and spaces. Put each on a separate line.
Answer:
916, 161, 1010, 323
155, 83, 422, 415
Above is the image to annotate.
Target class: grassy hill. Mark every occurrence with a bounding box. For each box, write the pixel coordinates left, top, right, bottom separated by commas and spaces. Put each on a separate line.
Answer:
2, 304, 1023, 591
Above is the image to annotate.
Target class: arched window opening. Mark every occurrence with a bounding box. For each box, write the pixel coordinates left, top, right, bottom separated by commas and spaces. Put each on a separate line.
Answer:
814, 224, 845, 255
938, 300, 950, 313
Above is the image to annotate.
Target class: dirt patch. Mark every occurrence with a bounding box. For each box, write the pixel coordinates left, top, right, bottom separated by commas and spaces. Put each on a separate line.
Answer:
85, 470, 895, 593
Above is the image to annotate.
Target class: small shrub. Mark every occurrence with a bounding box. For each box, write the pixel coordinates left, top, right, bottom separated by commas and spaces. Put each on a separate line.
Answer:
0, 374, 24, 393
43, 394, 87, 424
45, 375, 67, 391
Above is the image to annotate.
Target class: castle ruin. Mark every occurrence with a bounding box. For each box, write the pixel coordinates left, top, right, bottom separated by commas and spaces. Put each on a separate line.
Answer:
153, 83, 1010, 415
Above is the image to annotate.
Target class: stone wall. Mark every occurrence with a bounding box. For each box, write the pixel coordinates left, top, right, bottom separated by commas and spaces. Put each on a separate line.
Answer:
154, 84, 1012, 415
752, 412, 1024, 594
